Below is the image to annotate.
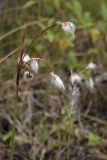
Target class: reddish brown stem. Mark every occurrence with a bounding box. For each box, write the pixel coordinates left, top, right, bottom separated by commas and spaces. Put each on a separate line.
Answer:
16, 32, 26, 99
25, 24, 57, 54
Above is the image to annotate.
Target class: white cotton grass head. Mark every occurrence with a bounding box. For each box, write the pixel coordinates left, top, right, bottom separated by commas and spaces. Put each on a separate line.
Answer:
22, 54, 30, 63
23, 71, 33, 81
30, 59, 39, 74
86, 62, 96, 70
71, 85, 82, 117
50, 72, 65, 90
86, 78, 95, 93
57, 21, 75, 37
70, 71, 81, 85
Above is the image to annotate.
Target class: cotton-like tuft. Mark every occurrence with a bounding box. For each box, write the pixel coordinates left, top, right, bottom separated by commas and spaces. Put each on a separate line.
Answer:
50, 72, 65, 90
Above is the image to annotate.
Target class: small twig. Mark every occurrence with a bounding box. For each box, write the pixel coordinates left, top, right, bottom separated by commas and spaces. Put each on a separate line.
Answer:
81, 114, 107, 126
0, 47, 20, 63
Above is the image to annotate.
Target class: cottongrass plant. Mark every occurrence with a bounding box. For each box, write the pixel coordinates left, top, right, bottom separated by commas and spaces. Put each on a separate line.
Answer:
0, 20, 102, 158
69, 62, 98, 134
0, 21, 75, 160
16, 21, 75, 98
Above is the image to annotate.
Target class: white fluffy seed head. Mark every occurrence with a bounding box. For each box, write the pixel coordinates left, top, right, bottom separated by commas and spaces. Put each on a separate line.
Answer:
70, 72, 81, 85
30, 59, 39, 74
86, 78, 95, 93
50, 72, 65, 90
86, 62, 96, 70
22, 54, 30, 63
57, 22, 75, 37
23, 71, 33, 81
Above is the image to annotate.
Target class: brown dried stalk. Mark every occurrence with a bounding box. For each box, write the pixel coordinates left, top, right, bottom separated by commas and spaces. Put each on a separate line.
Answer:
0, 47, 20, 63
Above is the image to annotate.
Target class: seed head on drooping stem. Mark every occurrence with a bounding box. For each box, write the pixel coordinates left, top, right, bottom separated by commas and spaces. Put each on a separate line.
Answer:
50, 72, 65, 90
15, 21, 75, 98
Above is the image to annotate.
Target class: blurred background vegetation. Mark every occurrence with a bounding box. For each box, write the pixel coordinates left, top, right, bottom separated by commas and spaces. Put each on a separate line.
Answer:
1, 0, 107, 159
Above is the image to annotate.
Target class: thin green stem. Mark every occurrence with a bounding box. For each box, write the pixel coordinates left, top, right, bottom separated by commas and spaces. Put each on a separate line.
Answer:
67, 131, 71, 160
10, 100, 18, 160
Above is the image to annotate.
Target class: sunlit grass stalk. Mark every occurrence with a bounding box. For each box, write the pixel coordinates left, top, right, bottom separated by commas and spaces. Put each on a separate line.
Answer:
10, 99, 18, 160
0, 19, 47, 41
